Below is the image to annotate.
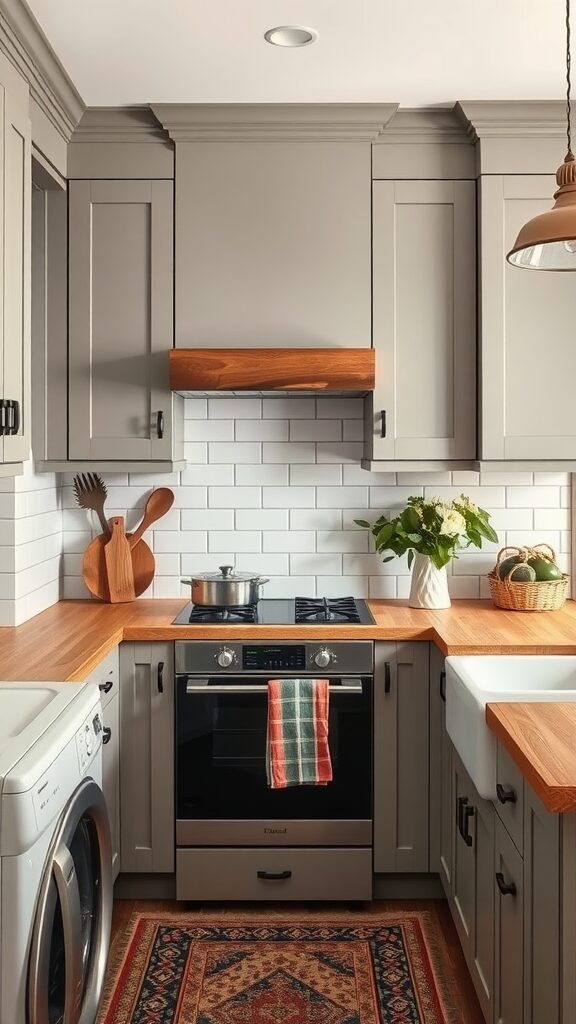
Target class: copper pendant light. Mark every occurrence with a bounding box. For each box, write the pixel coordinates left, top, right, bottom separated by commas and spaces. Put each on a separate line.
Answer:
507, 0, 576, 270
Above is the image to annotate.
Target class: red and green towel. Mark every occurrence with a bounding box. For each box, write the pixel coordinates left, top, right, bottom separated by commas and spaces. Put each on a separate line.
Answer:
266, 678, 333, 788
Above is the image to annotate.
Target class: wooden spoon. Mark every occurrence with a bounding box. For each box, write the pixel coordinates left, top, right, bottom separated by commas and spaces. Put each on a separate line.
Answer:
129, 487, 174, 549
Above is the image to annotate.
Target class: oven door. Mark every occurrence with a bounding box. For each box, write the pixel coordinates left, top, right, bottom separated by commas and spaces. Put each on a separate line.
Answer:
176, 674, 372, 846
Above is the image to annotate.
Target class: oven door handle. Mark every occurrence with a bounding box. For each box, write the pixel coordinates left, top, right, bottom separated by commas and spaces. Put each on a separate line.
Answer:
184, 678, 364, 695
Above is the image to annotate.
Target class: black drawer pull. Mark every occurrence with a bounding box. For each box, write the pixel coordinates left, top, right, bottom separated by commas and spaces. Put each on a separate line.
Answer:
102, 727, 112, 745
257, 870, 292, 881
157, 661, 164, 693
440, 669, 446, 702
461, 804, 474, 846
457, 795, 467, 833
384, 661, 391, 694
380, 410, 386, 438
496, 871, 517, 897
496, 783, 517, 805
99, 680, 113, 694
156, 410, 164, 440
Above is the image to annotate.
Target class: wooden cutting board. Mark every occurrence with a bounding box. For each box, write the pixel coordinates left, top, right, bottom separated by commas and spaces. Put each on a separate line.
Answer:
83, 531, 155, 602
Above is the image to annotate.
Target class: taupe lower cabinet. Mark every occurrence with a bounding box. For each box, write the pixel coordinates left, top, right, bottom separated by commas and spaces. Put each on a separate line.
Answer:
373, 641, 430, 872
368, 179, 476, 463
68, 179, 179, 462
480, 174, 576, 461
0, 62, 31, 466
119, 642, 174, 873
101, 691, 120, 882
429, 645, 453, 894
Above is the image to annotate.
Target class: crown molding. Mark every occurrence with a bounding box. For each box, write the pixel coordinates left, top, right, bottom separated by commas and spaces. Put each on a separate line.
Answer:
456, 100, 566, 141
375, 105, 473, 146
71, 106, 170, 145
151, 103, 399, 142
0, 0, 84, 140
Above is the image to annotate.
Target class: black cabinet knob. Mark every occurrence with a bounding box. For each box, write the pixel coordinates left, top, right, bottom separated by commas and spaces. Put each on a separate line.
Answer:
496, 871, 517, 897
102, 727, 112, 745
496, 783, 517, 805
99, 680, 113, 694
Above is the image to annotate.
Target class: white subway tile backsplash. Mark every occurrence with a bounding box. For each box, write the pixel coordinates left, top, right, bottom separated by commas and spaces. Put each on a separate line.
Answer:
290, 553, 342, 576
263, 532, 316, 553
209, 487, 261, 508
237, 509, 289, 530
263, 487, 314, 508
209, 531, 261, 552
236, 420, 288, 442
534, 508, 571, 531
506, 486, 560, 508
290, 464, 341, 486
185, 419, 234, 441
290, 420, 342, 442
316, 397, 363, 418
369, 576, 397, 598
265, 576, 316, 598
209, 397, 262, 419
181, 509, 232, 530
263, 397, 315, 419
263, 442, 315, 464
181, 465, 234, 486
181, 552, 235, 573
154, 553, 182, 576
154, 531, 207, 553
423, 485, 506, 507
342, 465, 395, 485
184, 398, 207, 419
236, 465, 289, 486
370, 486, 423, 508
317, 531, 369, 553
317, 442, 363, 463
480, 471, 533, 485
209, 442, 261, 464
533, 472, 570, 486
317, 486, 368, 508
236, 553, 289, 575
321, 576, 368, 598
172, 487, 208, 508
290, 509, 342, 531
342, 420, 364, 442
182, 442, 208, 463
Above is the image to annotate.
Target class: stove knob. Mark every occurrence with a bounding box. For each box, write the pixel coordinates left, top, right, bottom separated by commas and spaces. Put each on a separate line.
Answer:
314, 647, 333, 669
216, 647, 236, 668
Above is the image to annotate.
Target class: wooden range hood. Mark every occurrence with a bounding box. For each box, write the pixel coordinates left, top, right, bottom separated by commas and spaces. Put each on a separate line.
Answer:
169, 348, 375, 395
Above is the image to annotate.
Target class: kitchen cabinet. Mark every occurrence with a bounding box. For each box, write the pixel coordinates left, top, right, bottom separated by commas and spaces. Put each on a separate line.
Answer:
523, 784, 560, 1024
66, 178, 183, 466
119, 642, 174, 873
429, 645, 453, 896
367, 179, 476, 465
450, 749, 494, 1023
479, 174, 576, 462
494, 816, 523, 1024
373, 641, 430, 872
0, 60, 31, 467
101, 692, 120, 882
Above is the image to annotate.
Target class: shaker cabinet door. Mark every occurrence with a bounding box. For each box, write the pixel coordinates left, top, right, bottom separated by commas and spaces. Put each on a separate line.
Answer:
101, 691, 121, 882
429, 645, 453, 896
68, 179, 174, 461
370, 179, 476, 462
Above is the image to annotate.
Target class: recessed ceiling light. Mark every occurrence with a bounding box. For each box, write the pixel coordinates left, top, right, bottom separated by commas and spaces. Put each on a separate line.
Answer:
264, 25, 318, 48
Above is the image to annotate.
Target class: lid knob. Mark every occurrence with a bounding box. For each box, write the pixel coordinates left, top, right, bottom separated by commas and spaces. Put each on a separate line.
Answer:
219, 565, 234, 578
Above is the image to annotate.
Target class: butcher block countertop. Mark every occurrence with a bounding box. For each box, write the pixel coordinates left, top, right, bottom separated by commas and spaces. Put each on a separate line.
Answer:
4, 597, 576, 812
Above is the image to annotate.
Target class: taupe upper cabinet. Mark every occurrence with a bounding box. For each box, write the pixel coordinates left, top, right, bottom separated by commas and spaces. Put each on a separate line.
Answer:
68, 179, 178, 462
368, 179, 476, 462
174, 141, 372, 348
0, 62, 31, 467
480, 174, 576, 461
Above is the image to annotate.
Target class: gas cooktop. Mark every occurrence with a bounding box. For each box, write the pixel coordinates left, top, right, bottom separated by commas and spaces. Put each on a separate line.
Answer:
172, 596, 375, 626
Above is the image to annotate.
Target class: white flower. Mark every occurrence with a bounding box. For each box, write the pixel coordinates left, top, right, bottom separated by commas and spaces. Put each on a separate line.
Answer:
439, 508, 467, 538
458, 495, 478, 514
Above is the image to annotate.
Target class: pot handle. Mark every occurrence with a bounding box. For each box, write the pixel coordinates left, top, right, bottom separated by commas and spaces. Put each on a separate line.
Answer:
257, 578, 270, 586
181, 579, 193, 586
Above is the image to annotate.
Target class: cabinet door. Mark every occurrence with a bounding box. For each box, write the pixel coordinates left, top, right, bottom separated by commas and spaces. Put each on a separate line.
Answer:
480, 174, 576, 460
68, 179, 174, 461
523, 786, 560, 1024
451, 750, 494, 1024
429, 645, 453, 895
373, 641, 430, 872
119, 642, 174, 873
2, 87, 31, 464
494, 816, 524, 1024
101, 691, 120, 882
371, 179, 476, 461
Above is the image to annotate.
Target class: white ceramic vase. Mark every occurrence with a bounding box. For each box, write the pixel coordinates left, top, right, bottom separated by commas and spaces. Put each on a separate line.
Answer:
408, 553, 451, 609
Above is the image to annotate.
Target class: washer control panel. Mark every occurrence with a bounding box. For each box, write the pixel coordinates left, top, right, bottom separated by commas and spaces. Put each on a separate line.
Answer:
76, 708, 103, 774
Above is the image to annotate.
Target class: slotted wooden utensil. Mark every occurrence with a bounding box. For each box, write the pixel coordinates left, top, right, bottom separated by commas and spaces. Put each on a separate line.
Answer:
129, 487, 174, 549
104, 517, 136, 602
73, 472, 110, 537
82, 531, 155, 602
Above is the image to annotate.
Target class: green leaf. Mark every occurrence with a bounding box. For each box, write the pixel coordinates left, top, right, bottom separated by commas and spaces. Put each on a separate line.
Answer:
381, 555, 394, 563
407, 548, 415, 569
375, 523, 395, 549
353, 519, 371, 529
401, 506, 421, 533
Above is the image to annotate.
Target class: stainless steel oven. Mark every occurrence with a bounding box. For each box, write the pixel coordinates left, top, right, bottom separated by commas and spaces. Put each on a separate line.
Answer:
175, 640, 373, 849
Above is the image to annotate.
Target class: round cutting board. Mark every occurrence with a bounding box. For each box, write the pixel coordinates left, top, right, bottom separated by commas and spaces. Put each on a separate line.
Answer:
83, 532, 155, 602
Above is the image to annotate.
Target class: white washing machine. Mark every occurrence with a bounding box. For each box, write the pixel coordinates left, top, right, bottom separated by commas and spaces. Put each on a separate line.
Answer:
0, 681, 113, 1024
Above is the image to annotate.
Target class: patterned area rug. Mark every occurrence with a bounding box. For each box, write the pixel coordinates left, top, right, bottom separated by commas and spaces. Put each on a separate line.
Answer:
99, 909, 464, 1023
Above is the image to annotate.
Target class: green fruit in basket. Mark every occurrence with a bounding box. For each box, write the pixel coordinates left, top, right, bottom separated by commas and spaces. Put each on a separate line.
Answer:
497, 554, 523, 580
507, 563, 537, 583
527, 556, 563, 581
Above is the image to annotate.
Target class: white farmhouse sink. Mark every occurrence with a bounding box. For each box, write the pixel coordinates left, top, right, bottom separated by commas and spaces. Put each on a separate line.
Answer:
445, 656, 576, 799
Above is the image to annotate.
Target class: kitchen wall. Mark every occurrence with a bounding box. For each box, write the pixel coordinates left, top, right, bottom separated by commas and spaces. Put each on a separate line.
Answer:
0, 460, 62, 625
60, 397, 571, 602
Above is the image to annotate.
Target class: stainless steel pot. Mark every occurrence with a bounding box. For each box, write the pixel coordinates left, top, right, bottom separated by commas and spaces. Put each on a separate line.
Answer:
181, 565, 270, 607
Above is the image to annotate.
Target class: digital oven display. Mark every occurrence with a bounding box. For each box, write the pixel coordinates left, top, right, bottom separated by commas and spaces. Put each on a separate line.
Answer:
242, 646, 306, 671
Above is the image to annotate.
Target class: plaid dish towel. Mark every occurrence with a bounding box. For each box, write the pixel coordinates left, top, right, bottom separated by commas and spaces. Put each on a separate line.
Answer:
266, 678, 333, 788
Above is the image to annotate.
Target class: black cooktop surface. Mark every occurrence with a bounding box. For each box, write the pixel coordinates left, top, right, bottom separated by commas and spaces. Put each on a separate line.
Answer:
173, 596, 375, 626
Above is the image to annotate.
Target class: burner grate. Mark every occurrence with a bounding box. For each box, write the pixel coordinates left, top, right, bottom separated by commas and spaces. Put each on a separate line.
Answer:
187, 604, 258, 624
295, 596, 362, 624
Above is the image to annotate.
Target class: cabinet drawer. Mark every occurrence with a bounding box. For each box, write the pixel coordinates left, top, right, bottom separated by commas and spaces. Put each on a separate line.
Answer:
495, 744, 524, 854
84, 647, 119, 709
176, 848, 372, 902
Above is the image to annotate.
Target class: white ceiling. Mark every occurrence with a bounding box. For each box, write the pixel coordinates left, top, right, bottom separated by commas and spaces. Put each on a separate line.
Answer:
26, 0, 566, 108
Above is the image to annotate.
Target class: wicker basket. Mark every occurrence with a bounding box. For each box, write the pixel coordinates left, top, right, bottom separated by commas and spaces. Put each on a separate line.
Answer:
487, 545, 569, 612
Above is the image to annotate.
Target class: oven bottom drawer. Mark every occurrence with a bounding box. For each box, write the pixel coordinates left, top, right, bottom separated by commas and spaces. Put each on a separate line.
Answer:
176, 847, 372, 901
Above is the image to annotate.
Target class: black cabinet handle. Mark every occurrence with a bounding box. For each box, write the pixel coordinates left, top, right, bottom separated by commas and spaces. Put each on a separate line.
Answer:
102, 727, 112, 745
0, 400, 6, 436
461, 804, 474, 846
384, 661, 391, 694
440, 669, 446, 702
9, 400, 19, 435
496, 783, 517, 805
257, 870, 292, 881
380, 410, 386, 438
156, 410, 164, 439
99, 680, 113, 694
157, 660, 164, 693
496, 871, 517, 897
457, 795, 467, 834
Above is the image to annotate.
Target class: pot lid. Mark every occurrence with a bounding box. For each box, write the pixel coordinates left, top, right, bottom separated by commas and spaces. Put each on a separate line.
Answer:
193, 565, 263, 583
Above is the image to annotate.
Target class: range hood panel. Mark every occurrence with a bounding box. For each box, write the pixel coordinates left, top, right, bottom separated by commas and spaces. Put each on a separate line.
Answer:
169, 348, 375, 395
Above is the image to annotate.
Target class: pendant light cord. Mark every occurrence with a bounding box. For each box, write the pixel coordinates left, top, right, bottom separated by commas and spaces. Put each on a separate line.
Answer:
567, 0, 573, 159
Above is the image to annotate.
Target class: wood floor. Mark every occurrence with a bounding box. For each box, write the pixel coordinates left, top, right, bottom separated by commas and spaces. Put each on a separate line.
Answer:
110, 898, 484, 1024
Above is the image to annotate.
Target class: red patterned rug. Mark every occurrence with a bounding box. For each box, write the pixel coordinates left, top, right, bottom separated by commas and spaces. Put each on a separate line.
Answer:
98, 909, 464, 1023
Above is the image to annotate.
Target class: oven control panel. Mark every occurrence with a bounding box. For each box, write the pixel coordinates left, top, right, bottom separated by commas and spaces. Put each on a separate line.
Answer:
243, 645, 305, 671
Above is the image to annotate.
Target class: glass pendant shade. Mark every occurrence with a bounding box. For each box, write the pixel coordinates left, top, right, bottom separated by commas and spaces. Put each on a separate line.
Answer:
507, 155, 576, 270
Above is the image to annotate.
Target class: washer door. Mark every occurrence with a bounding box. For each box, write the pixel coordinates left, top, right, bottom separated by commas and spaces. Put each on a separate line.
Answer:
27, 778, 113, 1024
